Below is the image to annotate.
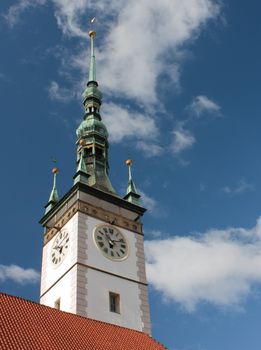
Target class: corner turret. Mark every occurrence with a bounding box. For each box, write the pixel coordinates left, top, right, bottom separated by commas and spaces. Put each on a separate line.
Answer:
124, 160, 141, 206
45, 167, 59, 214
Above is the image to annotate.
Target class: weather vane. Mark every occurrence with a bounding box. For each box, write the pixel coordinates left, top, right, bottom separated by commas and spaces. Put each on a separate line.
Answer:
90, 17, 96, 30
51, 156, 57, 164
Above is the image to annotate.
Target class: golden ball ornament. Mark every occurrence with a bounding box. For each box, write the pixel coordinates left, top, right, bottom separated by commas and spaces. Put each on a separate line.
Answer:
89, 30, 96, 38
125, 159, 133, 167
79, 139, 86, 146
52, 167, 59, 174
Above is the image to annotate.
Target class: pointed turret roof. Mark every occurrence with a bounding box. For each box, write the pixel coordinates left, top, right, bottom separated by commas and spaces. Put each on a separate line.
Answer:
73, 142, 89, 185
124, 160, 141, 206
45, 167, 59, 214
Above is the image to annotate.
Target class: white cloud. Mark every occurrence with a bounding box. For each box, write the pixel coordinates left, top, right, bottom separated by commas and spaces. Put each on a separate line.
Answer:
139, 190, 157, 213
4, 0, 46, 27
6, 0, 221, 104
0, 264, 40, 285
48, 81, 74, 102
222, 179, 254, 196
52, 0, 90, 38
146, 217, 261, 312
136, 141, 163, 158
98, 0, 220, 104
5, 0, 222, 152
189, 95, 221, 117
103, 103, 158, 143
171, 124, 196, 155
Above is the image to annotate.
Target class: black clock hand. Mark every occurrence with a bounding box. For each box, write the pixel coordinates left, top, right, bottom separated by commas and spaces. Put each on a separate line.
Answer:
105, 233, 114, 247
58, 235, 68, 246
53, 246, 61, 251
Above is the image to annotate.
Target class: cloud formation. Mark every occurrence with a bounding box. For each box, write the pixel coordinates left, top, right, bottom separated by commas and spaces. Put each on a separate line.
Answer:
5, 0, 222, 153
136, 141, 163, 158
171, 123, 196, 155
5, 1, 221, 101
3, 0, 46, 27
0, 264, 40, 285
139, 189, 158, 214
189, 95, 221, 117
48, 81, 75, 102
222, 179, 254, 196
170, 94, 221, 156
146, 217, 261, 311
50, 0, 221, 105
103, 103, 158, 143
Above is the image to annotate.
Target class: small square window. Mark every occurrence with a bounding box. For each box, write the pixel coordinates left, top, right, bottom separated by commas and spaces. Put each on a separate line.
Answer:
54, 298, 61, 310
109, 292, 120, 314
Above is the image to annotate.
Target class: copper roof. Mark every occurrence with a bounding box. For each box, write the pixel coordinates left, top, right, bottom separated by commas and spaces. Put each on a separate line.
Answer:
0, 293, 167, 350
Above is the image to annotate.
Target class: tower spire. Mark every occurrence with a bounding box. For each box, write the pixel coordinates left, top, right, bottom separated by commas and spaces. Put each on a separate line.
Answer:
76, 27, 117, 195
124, 160, 141, 206
88, 30, 96, 83
45, 167, 59, 214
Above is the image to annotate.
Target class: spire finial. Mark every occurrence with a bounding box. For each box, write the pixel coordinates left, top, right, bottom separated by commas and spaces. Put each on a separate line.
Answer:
126, 159, 134, 184
124, 160, 141, 206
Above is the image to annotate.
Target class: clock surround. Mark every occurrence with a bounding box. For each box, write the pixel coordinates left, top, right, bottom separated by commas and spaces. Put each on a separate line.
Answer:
93, 224, 129, 261
51, 229, 70, 267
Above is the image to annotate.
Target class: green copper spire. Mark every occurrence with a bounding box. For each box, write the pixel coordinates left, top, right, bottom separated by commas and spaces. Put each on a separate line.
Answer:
89, 30, 96, 82
45, 167, 59, 214
76, 29, 117, 195
124, 160, 141, 206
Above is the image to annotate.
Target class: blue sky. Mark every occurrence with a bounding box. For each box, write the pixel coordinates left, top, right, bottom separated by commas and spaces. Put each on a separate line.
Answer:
0, 1, 261, 349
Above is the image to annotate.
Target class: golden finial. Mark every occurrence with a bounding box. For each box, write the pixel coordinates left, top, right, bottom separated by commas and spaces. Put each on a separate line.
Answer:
89, 30, 96, 38
50, 157, 59, 174
52, 167, 59, 174
79, 139, 86, 146
125, 159, 133, 167
89, 17, 96, 38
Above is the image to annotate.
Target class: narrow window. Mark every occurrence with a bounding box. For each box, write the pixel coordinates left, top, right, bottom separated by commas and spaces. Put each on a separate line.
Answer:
95, 147, 103, 160
85, 147, 92, 157
109, 292, 120, 314
54, 298, 61, 310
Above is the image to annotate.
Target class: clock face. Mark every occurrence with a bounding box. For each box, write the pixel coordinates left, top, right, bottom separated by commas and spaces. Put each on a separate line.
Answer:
94, 225, 128, 261
51, 229, 70, 266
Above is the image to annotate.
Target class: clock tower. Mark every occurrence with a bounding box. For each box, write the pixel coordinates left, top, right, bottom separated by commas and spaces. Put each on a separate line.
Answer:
39, 30, 151, 334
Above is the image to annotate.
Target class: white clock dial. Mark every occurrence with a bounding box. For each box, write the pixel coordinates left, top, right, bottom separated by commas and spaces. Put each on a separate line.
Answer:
51, 229, 70, 266
94, 225, 128, 261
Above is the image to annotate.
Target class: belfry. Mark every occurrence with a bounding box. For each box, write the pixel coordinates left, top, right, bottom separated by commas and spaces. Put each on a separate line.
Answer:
39, 29, 151, 334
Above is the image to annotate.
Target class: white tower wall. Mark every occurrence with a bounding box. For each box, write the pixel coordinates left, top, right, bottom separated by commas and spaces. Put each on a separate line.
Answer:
40, 193, 151, 334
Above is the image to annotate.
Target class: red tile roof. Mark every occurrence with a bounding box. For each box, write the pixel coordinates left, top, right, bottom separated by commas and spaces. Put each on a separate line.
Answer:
0, 293, 167, 350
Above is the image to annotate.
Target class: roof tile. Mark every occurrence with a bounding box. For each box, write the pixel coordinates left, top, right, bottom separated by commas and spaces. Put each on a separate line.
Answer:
0, 293, 167, 350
